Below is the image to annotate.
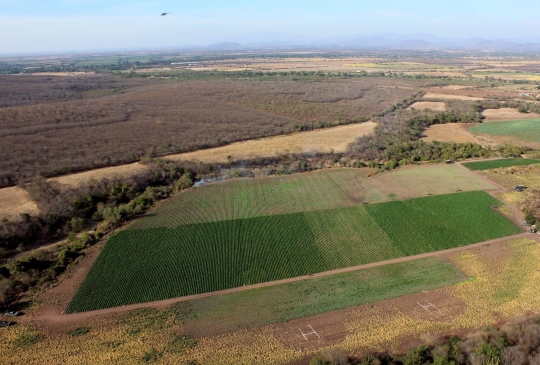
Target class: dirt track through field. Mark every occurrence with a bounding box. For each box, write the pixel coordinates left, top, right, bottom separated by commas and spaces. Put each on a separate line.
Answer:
28, 231, 533, 328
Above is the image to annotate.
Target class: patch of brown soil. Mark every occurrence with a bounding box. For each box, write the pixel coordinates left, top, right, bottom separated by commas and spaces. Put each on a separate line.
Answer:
482, 108, 540, 122
422, 124, 481, 144
48, 162, 149, 188
408, 102, 446, 111
357, 167, 378, 177
389, 290, 467, 322
272, 288, 466, 351
166, 122, 377, 163
273, 314, 349, 351
424, 87, 519, 100
423, 93, 484, 101
0, 186, 39, 219
29, 239, 108, 330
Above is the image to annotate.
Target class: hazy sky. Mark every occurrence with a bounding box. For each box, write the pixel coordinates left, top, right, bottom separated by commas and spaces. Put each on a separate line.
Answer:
1, 0, 539, 54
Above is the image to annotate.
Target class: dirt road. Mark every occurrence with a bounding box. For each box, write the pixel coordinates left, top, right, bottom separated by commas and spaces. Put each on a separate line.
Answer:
28, 232, 536, 327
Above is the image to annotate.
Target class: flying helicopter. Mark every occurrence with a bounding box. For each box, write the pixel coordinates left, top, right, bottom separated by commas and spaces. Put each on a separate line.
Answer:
161, 12, 170, 16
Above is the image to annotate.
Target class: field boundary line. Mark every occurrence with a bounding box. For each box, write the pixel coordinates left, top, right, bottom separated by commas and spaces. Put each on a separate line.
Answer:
29, 232, 535, 324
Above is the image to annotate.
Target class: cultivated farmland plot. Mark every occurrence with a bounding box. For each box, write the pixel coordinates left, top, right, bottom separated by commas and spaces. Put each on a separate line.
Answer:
469, 118, 540, 146
66, 190, 519, 313
131, 166, 497, 229
463, 158, 540, 171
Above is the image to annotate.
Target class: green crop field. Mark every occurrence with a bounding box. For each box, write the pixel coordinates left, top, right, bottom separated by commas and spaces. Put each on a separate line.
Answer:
66, 191, 519, 313
469, 118, 540, 144
463, 158, 540, 171
131, 166, 496, 229
119, 257, 466, 337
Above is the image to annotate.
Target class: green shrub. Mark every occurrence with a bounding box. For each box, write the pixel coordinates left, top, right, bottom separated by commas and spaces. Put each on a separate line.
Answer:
66, 327, 90, 337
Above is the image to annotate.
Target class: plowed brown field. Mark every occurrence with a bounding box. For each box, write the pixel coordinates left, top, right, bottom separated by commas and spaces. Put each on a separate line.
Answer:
482, 108, 540, 122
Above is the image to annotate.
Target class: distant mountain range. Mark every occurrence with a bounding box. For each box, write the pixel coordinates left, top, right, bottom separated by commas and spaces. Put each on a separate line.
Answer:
192, 34, 540, 52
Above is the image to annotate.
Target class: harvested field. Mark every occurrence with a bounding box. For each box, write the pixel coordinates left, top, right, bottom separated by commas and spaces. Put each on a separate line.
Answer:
370, 164, 496, 199
482, 164, 540, 190
66, 191, 518, 312
423, 92, 484, 101
480, 164, 540, 210
421, 123, 480, 144
166, 122, 377, 163
407, 101, 446, 111
48, 162, 149, 188
482, 108, 540, 122
0, 186, 39, 219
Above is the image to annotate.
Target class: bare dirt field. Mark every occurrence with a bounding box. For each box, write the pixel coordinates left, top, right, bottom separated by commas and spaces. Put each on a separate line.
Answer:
166, 122, 377, 163
481, 108, 540, 122
421, 123, 481, 144
435, 85, 470, 90
49, 162, 150, 188
423, 92, 484, 101
0, 186, 39, 219
407, 101, 446, 111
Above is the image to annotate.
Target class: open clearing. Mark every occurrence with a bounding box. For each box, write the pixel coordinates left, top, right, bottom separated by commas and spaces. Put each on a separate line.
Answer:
482, 108, 540, 122
66, 190, 518, 313
469, 118, 540, 146
131, 166, 498, 228
480, 164, 540, 210
48, 162, 150, 188
0, 186, 39, 219
421, 123, 480, 144
407, 101, 446, 111
166, 122, 377, 163
423, 92, 484, 101
463, 158, 540, 171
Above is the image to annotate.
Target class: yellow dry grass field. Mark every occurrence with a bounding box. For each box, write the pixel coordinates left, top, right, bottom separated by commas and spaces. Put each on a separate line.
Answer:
407, 101, 446, 111
166, 122, 377, 163
189, 57, 382, 72
4, 237, 540, 364
423, 92, 484, 101
49, 162, 150, 188
481, 164, 540, 208
0, 124, 374, 215
433, 85, 470, 90
404, 71, 468, 78
0, 187, 39, 220
482, 108, 540, 122
472, 74, 540, 81
27, 72, 94, 76
422, 124, 480, 144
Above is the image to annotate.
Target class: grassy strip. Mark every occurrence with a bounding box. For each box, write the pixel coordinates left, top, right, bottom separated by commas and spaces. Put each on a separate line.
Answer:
66, 191, 518, 313
463, 158, 540, 170
120, 257, 467, 337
